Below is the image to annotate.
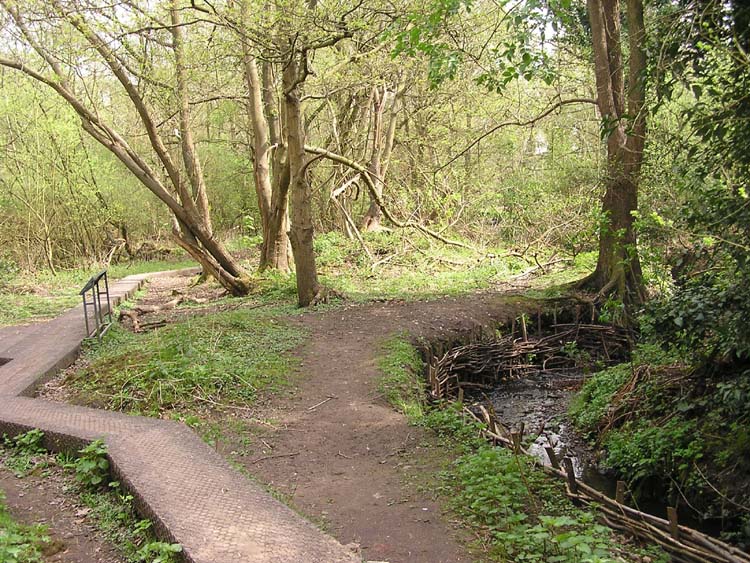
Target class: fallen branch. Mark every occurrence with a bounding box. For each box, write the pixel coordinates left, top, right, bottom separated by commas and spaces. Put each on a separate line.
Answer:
307, 396, 336, 411
249, 452, 300, 465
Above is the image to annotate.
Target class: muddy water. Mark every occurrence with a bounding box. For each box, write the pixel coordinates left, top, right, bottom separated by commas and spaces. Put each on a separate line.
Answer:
481, 370, 615, 493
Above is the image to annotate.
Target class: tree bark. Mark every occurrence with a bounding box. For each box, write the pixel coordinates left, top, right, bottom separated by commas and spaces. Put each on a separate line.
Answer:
585, 0, 646, 306
361, 83, 401, 232
243, 54, 291, 272
283, 51, 320, 306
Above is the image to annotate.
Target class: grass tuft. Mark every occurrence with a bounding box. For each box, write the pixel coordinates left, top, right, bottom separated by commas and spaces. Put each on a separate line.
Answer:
66, 308, 306, 416
376, 333, 426, 421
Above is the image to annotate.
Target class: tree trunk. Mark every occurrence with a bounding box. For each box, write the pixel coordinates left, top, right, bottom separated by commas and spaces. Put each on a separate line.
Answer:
585, 0, 646, 306
361, 84, 400, 232
243, 53, 290, 272
283, 52, 320, 306
241, 1, 290, 273
263, 60, 293, 271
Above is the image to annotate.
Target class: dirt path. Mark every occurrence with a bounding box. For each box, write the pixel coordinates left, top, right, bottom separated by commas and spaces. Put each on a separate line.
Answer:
0, 463, 124, 563
243, 295, 526, 563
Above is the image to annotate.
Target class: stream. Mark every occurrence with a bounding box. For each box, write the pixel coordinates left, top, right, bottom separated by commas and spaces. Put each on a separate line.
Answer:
483, 369, 610, 488
482, 368, 712, 534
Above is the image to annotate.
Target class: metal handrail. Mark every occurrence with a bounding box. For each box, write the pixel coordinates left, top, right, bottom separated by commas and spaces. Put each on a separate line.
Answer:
79, 270, 112, 340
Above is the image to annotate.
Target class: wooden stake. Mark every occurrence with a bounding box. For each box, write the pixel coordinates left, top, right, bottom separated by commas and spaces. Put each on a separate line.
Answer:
545, 446, 560, 469
667, 506, 679, 540
616, 481, 626, 504
457, 386, 464, 404
520, 315, 528, 342
562, 457, 578, 494
537, 310, 542, 336
511, 432, 522, 454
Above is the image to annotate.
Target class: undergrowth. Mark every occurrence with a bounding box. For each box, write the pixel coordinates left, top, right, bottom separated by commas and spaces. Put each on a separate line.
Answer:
0, 490, 49, 563
65, 308, 306, 417
311, 230, 570, 301
1, 430, 180, 563
422, 406, 667, 563
569, 343, 750, 545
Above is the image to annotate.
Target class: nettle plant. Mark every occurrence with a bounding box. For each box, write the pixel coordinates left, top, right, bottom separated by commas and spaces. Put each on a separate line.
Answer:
73, 439, 110, 488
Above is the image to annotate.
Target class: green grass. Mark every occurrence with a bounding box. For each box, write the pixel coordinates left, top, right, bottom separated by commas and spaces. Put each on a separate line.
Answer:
0, 258, 196, 327
66, 306, 306, 417
0, 491, 50, 563
309, 230, 534, 301
376, 333, 426, 421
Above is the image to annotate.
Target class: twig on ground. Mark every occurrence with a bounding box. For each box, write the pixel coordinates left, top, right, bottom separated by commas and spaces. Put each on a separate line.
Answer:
249, 452, 300, 465
307, 396, 337, 411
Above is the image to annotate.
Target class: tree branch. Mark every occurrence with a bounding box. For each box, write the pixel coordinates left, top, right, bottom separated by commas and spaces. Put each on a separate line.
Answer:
304, 145, 472, 249
435, 97, 598, 172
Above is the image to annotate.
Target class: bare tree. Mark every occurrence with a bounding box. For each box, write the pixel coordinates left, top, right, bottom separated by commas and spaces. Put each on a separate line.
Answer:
361, 80, 403, 232
0, 0, 252, 295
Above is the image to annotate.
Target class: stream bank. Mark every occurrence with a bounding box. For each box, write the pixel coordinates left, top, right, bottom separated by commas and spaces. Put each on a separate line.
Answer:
421, 309, 750, 562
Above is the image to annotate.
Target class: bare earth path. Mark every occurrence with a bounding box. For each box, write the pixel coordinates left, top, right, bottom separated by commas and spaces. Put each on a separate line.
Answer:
246, 295, 526, 563
0, 270, 359, 563
0, 463, 124, 563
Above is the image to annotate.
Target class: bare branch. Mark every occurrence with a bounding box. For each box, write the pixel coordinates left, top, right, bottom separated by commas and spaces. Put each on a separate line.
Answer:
435, 97, 598, 172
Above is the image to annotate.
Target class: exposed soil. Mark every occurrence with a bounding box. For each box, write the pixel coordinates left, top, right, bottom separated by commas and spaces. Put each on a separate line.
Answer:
0, 460, 124, 563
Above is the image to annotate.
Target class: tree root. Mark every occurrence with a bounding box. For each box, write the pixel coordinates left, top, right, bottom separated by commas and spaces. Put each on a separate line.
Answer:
310, 285, 347, 306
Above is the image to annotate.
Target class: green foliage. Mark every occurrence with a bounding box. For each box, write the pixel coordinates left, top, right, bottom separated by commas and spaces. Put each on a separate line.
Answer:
376, 333, 426, 421
135, 541, 183, 563
420, 403, 487, 453
8, 430, 45, 456
442, 445, 649, 562
568, 362, 631, 436
312, 230, 530, 301
2, 430, 47, 476
603, 419, 702, 492
570, 340, 750, 540
642, 2, 750, 363
73, 439, 110, 488
0, 491, 49, 563
569, 345, 677, 435
423, 407, 668, 562
67, 308, 306, 416
0, 435, 178, 563
77, 484, 181, 563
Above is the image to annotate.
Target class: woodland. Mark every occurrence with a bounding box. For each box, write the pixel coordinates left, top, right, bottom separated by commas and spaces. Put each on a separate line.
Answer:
0, 0, 749, 562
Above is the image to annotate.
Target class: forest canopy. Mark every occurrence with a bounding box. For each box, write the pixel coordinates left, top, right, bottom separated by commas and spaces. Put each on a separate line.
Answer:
0, 0, 747, 329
